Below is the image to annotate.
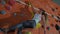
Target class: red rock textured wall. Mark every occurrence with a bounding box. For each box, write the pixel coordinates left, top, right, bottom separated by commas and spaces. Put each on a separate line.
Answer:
0, 0, 60, 34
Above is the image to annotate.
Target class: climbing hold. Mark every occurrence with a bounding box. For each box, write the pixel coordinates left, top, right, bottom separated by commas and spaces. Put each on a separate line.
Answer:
46, 26, 50, 30
5, 5, 11, 10
36, 23, 41, 28
55, 24, 60, 31
8, 0, 16, 5
51, 8, 56, 12
25, 31, 32, 34
51, 15, 54, 18
1, 0, 6, 5
41, 25, 44, 29
13, 13, 17, 16
0, 10, 6, 15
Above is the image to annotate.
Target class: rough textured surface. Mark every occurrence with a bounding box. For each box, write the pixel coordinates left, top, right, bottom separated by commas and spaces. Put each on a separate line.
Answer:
0, 0, 60, 34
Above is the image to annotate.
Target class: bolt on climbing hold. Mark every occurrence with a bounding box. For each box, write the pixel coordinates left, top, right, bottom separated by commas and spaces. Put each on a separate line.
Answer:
13, 13, 17, 16
51, 15, 54, 17
0, 10, 6, 15
46, 26, 50, 30
25, 31, 32, 34
5, 5, 11, 10
1, 0, 6, 5
8, 0, 16, 5
51, 8, 56, 12
41, 25, 44, 29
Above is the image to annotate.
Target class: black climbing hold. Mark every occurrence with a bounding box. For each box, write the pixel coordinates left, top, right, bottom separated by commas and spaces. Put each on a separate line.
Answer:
51, 7, 58, 12
41, 25, 44, 29
56, 8, 58, 9
51, 15, 54, 18
23, 20, 36, 28
55, 24, 60, 31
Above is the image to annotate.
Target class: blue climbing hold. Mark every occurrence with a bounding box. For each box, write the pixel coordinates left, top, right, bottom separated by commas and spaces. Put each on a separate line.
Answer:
1, 0, 6, 5
0, 10, 6, 15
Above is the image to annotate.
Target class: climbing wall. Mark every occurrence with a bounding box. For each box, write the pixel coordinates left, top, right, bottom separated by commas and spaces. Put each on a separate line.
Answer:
0, 0, 60, 34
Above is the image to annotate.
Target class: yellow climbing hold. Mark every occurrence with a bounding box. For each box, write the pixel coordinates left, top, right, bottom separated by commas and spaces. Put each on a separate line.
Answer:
36, 23, 41, 28
25, 31, 32, 34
